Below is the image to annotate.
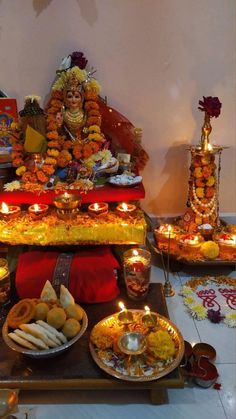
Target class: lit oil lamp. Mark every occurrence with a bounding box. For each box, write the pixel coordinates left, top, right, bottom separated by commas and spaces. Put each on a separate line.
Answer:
117, 301, 134, 325
142, 305, 157, 328
123, 248, 151, 300
28, 204, 49, 220
88, 202, 108, 217
116, 202, 136, 218
0, 202, 21, 220
54, 192, 81, 219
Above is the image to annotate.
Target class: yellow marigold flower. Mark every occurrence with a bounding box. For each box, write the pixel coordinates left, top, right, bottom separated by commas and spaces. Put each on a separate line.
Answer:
194, 167, 202, 178
196, 187, 204, 198
85, 78, 101, 94
47, 148, 59, 157
147, 330, 175, 360
88, 125, 101, 134
190, 304, 207, 320
45, 157, 57, 166
16, 165, 26, 176
183, 296, 195, 306
87, 133, 103, 142
201, 241, 219, 260
180, 286, 193, 296
206, 176, 215, 187
224, 313, 236, 327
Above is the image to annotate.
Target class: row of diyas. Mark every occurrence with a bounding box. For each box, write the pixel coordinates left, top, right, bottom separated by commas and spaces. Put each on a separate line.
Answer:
0, 193, 137, 221
154, 223, 236, 261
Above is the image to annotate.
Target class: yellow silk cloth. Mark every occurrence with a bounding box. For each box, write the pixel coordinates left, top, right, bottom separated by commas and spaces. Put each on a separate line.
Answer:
0, 210, 146, 246
24, 125, 47, 153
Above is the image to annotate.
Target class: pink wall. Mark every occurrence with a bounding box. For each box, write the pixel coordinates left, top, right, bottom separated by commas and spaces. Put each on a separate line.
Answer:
1, 0, 235, 216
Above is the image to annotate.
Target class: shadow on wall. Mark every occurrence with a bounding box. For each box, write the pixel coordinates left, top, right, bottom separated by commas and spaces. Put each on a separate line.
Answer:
33, 0, 98, 24
148, 141, 189, 217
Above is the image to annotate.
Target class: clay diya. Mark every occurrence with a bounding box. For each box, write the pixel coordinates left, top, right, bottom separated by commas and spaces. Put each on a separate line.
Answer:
0, 202, 20, 220
28, 204, 49, 220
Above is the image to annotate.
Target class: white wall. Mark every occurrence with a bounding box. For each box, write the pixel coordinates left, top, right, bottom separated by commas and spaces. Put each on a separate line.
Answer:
1, 0, 235, 216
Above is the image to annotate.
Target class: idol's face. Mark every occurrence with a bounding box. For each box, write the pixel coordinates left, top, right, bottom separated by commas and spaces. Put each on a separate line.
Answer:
65, 89, 82, 111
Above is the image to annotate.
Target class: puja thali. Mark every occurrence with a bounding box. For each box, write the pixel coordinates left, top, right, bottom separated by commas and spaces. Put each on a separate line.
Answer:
89, 310, 184, 382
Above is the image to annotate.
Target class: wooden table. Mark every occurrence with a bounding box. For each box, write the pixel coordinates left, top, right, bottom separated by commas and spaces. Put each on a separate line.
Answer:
0, 284, 184, 404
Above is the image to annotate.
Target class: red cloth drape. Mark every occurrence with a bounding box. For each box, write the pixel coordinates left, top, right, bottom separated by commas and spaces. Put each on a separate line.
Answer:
15, 246, 120, 303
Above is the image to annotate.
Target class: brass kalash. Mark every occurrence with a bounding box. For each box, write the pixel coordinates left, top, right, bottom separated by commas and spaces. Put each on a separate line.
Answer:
54, 192, 81, 219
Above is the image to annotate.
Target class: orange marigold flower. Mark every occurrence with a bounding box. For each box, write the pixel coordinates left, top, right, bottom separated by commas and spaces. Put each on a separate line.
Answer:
36, 170, 49, 183
63, 140, 73, 150
84, 101, 99, 111
47, 107, 60, 115
51, 90, 63, 100
22, 171, 37, 183
84, 91, 98, 101
47, 115, 55, 123
12, 143, 24, 151
12, 158, 24, 167
87, 109, 101, 117
11, 151, 23, 160
82, 144, 94, 159
47, 121, 58, 131
45, 157, 57, 166
47, 131, 59, 140
50, 99, 62, 109
87, 116, 101, 127
90, 141, 100, 153
42, 164, 55, 175
47, 140, 60, 149
47, 148, 59, 157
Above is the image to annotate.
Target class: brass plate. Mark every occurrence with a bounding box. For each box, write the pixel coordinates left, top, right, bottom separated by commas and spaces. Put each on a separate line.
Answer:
89, 310, 184, 382
2, 309, 88, 359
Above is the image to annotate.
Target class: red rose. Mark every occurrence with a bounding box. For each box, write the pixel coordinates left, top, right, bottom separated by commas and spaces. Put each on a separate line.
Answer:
198, 96, 222, 118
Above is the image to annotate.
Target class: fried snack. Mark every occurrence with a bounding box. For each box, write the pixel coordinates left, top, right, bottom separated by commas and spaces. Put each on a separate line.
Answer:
19, 323, 58, 348
65, 304, 83, 321
47, 307, 67, 329
34, 323, 61, 346
60, 285, 75, 308
62, 318, 81, 338
7, 299, 35, 329
40, 280, 57, 302
147, 330, 176, 361
34, 302, 50, 321
14, 329, 49, 350
36, 320, 67, 344
8, 332, 37, 350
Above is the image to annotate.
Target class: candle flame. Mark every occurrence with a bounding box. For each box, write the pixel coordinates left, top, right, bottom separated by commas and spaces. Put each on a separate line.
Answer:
118, 301, 126, 311
1, 202, 9, 213
34, 204, 40, 211
133, 249, 139, 257
144, 305, 150, 314
167, 225, 172, 233
94, 203, 99, 211
121, 202, 128, 211
208, 143, 213, 151
64, 192, 69, 197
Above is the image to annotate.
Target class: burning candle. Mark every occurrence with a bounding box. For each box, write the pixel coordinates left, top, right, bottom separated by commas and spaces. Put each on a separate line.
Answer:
142, 305, 157, 328
28, 204, 49, 220
123, 248, 151, 300
88, 202, 108, 217
0, 202, 20, 220
117, 301, 134, 325
116, 202, 136, 218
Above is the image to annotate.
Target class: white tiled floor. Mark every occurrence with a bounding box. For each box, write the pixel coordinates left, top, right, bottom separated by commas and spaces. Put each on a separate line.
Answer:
16, 261, 236, 419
